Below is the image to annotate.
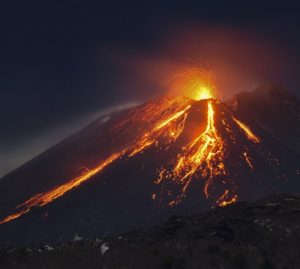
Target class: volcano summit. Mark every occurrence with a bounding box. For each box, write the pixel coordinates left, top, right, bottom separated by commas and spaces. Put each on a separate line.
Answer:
0, 84, 299, 244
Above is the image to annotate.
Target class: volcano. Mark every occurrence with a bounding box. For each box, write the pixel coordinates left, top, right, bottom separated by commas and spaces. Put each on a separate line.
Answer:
0, 85, 299, 245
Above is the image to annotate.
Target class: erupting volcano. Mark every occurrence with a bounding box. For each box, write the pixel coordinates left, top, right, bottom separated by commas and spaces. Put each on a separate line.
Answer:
0, 70, 299, 244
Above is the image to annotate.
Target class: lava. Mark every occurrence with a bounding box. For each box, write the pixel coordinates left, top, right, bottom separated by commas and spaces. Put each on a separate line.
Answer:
233, 117, 260, 143
156, 100, 227, 206
0, 152, 123, 224
216, 190, 238, 207
0, 76, 263, 224
243, 152, 254, 170
128, 104, 191, 157
154, 98, 262, 207
0, 100, 191, 224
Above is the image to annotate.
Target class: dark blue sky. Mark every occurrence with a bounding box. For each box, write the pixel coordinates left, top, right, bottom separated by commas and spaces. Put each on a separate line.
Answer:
1, 1, 300, 176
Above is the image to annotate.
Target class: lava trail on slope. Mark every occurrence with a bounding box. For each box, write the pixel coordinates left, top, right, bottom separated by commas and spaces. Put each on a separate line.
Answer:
1, 87, 296, 228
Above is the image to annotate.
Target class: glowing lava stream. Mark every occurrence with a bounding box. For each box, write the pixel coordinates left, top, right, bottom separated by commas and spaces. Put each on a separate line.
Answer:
0, 153, 123, 224
233, 117, 260, 143
217, 190, 238, 207
0, 104, 191, 224
156, 100, 227, 206
155, 101, 261, 207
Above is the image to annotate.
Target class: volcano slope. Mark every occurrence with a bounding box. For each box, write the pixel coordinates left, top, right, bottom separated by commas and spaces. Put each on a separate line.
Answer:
0, 90, 299, 245
227, 83, 300, 153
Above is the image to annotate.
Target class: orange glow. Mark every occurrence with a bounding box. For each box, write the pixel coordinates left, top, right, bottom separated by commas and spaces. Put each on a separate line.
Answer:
217, 190, 238, 207
0, 208, 31, 224
233, 117, 260, 143
128, 104, 191, 157
0, 152, 123, 224
0, 100, 191, 224
195, 86, 214, 101
156, 100, 230, 206
0, 82, 264, 224
154, 105, 191, 131
243, 152, 254, 170
167, 67, 216, 100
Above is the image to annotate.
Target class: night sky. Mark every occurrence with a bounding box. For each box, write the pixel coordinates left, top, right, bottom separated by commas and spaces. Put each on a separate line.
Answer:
1, 1, 300, 177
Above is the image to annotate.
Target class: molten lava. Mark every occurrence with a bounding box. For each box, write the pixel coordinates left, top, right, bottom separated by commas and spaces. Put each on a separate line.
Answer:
0, 153, 123, 224
217, 190, 238, 207
156, 100, 227, 206
0, 99, 192, 224
233, 117, 260, 143
0, 74, 263, 224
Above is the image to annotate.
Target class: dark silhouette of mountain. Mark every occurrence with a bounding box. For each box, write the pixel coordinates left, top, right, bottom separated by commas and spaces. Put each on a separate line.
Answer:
0, 88, 299, 245
227, 83, 300, 153
1, 194, 300, 269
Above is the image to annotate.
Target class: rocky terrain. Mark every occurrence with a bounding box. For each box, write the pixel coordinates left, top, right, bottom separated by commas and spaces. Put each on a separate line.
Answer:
1, 194, 300, 269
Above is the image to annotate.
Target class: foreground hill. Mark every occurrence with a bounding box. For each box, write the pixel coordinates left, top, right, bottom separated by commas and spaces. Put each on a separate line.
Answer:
1, 194, 300, 269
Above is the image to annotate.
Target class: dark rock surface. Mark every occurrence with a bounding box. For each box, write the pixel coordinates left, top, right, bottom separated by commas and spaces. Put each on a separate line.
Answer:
1, 194, 300, 269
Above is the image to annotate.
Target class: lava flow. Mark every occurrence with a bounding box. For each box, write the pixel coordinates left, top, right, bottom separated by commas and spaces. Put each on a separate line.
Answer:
155, 99, 228, 206
233, 117, 260, 143
0, 70, 263, 224
0, 98, 192, 224
0, 153, 123, 224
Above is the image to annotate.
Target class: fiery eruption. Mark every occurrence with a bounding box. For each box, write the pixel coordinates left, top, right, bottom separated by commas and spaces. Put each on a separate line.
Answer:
0, 70, 263, 224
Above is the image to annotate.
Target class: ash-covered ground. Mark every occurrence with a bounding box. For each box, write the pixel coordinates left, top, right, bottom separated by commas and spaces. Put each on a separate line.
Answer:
1, 194, 300, 269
